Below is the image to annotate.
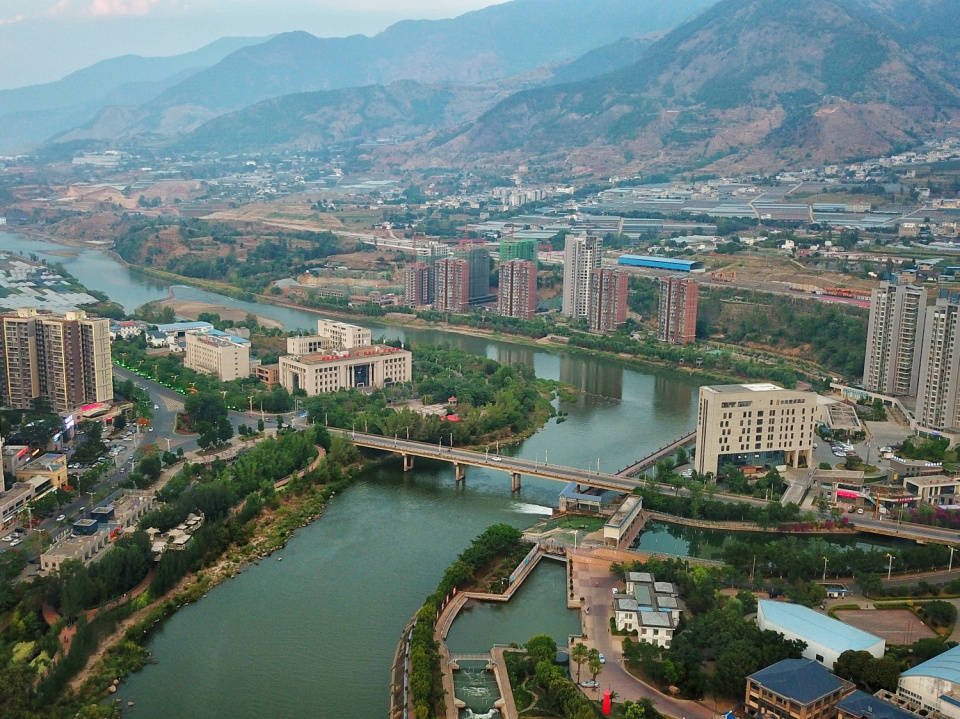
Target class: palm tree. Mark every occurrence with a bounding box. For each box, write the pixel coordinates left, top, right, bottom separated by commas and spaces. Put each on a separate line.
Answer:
571, 642, 589, 683
588, 654, 603, 683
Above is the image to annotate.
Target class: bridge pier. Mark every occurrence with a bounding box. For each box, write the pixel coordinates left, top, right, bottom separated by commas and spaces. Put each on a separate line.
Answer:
510, 472, 522, 492
454, 462, 466, 484
402, 453, 414, 472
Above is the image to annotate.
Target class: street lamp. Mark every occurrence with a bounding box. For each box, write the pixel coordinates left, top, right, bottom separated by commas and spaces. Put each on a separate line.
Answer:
950, 546, 956, 573
822, 556, 828, 583
885, 553, 895, 580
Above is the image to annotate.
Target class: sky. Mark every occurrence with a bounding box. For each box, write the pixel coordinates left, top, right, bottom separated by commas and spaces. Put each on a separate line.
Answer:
0, 0, 507, 89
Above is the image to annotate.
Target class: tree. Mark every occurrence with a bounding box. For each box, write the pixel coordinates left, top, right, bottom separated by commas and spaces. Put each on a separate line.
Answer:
571, 642, 589, 683
113, 413, 127, 431
526, 635, 557, 666
588, 653, 603, 683
257, 418, 265, 433
623, 701, 647, 719
921, 600, 957, 628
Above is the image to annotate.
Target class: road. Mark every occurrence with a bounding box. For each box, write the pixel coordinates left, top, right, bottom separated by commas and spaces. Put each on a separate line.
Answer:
572, 555, 715, 719
330, 429, 645, 493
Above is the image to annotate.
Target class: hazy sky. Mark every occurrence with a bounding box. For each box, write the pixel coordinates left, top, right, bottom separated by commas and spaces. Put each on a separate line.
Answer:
0, 0, 507, 89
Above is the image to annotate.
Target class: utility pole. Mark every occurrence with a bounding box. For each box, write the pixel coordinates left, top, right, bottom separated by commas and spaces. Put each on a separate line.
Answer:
822, 556, 828, 583
950, 546, 956, 573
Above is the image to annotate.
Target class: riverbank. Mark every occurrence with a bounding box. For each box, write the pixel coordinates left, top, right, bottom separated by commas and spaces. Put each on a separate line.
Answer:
154, 299, 284, 330
62, 444, 365, 708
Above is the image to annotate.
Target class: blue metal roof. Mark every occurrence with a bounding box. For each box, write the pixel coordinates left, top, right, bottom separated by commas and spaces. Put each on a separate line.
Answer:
836, 690, 918, 719
154, 321, 214, 333
617, 254, 705, 272
901, 644, 960, 685
748, 659, 846, 704
759, 600, 884, 654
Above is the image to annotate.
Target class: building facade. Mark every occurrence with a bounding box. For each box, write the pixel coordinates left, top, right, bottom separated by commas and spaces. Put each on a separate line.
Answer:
286, 335, 330, 355
499, 238, 538, 262
695, 383, 816, 477
916, 293, 960, 433
745, 659, 855, 719
899, 644, 960, 718
562, 233, 602, 318
434, 258, 470, 313
863, 282, 927, 396
658, 276, 699, 345
316, 320, 372, 351
497, 260, 537, 320
587, 268, 628, 332
279, 345, 412, 396
455, 246, 491, 302
0, 308, 113, 412
184, 332, 251, 381
404, 262, 435, 307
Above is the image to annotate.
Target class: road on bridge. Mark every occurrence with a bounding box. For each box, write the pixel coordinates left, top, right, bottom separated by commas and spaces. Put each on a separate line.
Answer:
328, 429, 646, 493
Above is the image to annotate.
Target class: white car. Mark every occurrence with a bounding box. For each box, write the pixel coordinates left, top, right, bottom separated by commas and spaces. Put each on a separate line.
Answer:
153, 404, 159, 410
56, 514, 66, 522
580, 680, 598, 688
489, 455, 501, 462
598, 653, 605, 664
9, 538, 22, 547
1, 534, 12, 542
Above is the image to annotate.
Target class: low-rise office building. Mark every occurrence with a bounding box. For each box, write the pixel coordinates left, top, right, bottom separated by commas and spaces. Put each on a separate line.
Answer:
695, 383, 816, 477
286, 335, 330, 355
184, 331, 251, 381
903, 475, 960, 506
614, 571, 682, 647
316, 319, 371, 351
757, 600, 885, 668
40, 531, 109, 573
255, 363, 280, 388
279, 345, 412, 396
745, 658, 855, 719
15, 453, 67, 494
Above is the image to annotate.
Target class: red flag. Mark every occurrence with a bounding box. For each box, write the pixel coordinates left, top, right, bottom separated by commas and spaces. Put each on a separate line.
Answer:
602, 690, 612, 716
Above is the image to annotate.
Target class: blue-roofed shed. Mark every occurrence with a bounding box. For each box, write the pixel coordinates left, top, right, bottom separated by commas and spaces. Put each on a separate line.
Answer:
837, 690, 918, 719
758, 600, 885, 668
617, 254, 706, 273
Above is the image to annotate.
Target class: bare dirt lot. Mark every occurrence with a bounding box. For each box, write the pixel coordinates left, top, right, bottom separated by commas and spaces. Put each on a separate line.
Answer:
834, 609, 936, 644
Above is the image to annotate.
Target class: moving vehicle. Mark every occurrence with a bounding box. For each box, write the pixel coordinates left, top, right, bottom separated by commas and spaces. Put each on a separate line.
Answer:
598, 653, 605, 664
153, 404, 159, 410
56, 514, 66, 522
489, 455, 501, 463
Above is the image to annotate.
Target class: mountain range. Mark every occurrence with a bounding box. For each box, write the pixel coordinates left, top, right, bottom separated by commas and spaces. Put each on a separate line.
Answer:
433, 0, 960, 173
11, 0, 960, 177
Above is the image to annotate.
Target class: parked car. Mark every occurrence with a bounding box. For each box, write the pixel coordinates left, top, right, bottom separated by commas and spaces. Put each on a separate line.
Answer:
10, 538, 22, 547
1, 534, 12, 542
598, 653, 605, 664
580, 680, 598, 688
857, 508, 864, 514
56, 514, 66, 522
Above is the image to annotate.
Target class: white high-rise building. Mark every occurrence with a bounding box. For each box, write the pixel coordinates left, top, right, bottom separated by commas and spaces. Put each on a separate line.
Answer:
863, 281, 927, 396
316, 320, 372, 351
916, 293, 960, 433
561, 233, 602, 318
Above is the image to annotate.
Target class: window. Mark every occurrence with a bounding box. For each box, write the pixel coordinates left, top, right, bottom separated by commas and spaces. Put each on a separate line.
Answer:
815, 654, 824, 663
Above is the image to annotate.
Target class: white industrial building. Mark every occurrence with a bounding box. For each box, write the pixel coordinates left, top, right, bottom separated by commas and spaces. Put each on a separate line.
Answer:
757, 600, 885, 668
899, 644, 960, 718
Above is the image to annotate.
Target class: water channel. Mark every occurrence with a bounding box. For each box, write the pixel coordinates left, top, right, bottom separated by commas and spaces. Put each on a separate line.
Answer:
0, 231, 898, 717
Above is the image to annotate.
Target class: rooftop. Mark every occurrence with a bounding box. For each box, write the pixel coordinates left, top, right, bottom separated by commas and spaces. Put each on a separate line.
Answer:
759, 600, 884, 653
627, 571, 653, 584
901, 644, 960, 685
639, 611, 673, 628
292, 344, 408, 365
904, 474, 960, 487
154, 321, 214, 333
837, 690, 918, 719
706, 383, 785, 393
749, 658, 849, 704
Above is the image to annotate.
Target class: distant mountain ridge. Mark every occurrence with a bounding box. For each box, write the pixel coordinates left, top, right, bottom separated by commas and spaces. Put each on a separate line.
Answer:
0, 36, 269, 154
430, 0, 960, 173
51, 0, 716, 145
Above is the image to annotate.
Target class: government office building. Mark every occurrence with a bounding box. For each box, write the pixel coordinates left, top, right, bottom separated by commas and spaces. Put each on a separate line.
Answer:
279, 345, 412, 396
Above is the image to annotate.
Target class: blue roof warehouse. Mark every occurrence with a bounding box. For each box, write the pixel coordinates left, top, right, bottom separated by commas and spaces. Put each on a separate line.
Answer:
617, 254, 706, 273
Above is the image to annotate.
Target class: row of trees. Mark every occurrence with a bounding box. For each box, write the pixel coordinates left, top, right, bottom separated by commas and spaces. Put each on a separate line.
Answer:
409, 524, 524, 719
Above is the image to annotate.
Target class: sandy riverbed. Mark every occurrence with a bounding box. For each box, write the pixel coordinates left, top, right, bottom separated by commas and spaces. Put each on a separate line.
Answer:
158, 300, 284, 330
